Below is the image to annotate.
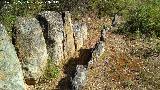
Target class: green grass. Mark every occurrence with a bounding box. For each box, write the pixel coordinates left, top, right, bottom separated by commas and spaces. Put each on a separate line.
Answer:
44, 59, 60, 80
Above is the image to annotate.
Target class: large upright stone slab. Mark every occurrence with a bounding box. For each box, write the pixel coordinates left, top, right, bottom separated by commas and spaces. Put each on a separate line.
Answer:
38, 11, 64, 65
63, 11, 75, 59
73, 21, 88, 51
14, 17, 48, 83
0, 24, 26, 90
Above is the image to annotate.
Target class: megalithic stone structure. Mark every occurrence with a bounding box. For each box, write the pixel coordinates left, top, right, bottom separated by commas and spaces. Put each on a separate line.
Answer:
0, 24, 26, 90
14, 17, 48, 84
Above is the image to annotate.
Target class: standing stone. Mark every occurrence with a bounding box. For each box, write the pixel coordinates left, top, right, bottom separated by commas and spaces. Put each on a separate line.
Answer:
73, 21, 88, 51
0, 24, 26, 90
38, 11, 64, 65
91, 41, 105, 62
63, 11, 75, 59
73, 21, 83, 51
14, 17, 48, 83
81, 23, 88, 41
72, 65, 87, 90
100, 27, 109, 42
112, 14, 119, 27
88, 29, 106, 65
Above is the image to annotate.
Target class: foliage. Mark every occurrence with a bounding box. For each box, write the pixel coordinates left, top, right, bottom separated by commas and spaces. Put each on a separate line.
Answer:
118, 0, 160, 37
0, 5, 16, 35
44, 59, 60, 80
45, 65, 59, 80
89, 0, 137, 17
1, 0, 160, 38
0, 0, 43, 33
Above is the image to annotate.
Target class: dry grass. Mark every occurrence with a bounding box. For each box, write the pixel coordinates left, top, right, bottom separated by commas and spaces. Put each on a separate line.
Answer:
84, 33, 143, 90
84, 32, 160, 90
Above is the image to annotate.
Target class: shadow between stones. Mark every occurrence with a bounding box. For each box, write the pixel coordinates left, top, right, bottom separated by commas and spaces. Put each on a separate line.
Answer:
36, 15, 56, 48
56, 48, 92, 90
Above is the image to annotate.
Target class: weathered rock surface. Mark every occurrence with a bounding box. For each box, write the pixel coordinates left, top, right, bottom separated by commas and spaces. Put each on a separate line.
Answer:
72, 29, 106, 90
72, 65, 87, 90
89, 29, 106, 65
100, 27, 109, 41
90, 41, 105, 64
38, 11, 64, 65
63, 11, 75, 59
73, 21, 88, 51
0, 24, 26, 90
14, 17, 48, 83
112, 14, 119, 27
81, 23, 88, 41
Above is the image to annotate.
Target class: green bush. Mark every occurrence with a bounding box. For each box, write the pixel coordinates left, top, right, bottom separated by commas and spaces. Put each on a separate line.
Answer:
44, 59, 60, 80
89, 0, 136, 17
0, 0, 43, 34
119, 0, 160, 37
1, 0, 159, 38
45, 65, 60, 80
0, 0, 89, 33
0, 4, 16, 35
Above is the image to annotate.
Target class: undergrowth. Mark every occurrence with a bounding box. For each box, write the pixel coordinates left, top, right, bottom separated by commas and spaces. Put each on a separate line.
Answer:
44, 59, 60, 80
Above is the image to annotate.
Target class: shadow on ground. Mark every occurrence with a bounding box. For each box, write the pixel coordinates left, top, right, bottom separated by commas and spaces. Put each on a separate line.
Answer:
56, 48, 92, 90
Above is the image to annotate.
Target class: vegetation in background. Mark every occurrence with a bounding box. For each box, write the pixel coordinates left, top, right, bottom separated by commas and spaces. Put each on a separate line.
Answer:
0, 0, 88, 32
0, 0, 43, 34
117, 0, 160, 37
1, 0, 159, 38
89, 0, 136, 17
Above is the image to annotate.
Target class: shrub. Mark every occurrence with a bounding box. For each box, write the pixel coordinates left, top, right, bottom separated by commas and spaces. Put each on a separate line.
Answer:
0, 0, 89, 33
0, 0, 43, 34
119, 0, 160, 37
45, 65, 60, 80
0, 3, 16, 35
44, 59, 60, 80
89, 0, 137, 18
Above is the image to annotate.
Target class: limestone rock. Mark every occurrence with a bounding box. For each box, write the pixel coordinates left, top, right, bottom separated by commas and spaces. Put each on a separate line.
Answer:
73, 21, 88, 50
112, 14, 119, 27
81, 23, 88, 41
38, 11, 64, 65
91, 41, 105, 62
0, 24, 26, 90
72, 29, 106, 90
14, 17, 48, 83
111, 14, 121, 29
72, 65, 87, 90
100, 28, 108, 41
63, 11, 75, 59
88, 29, 106, 65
